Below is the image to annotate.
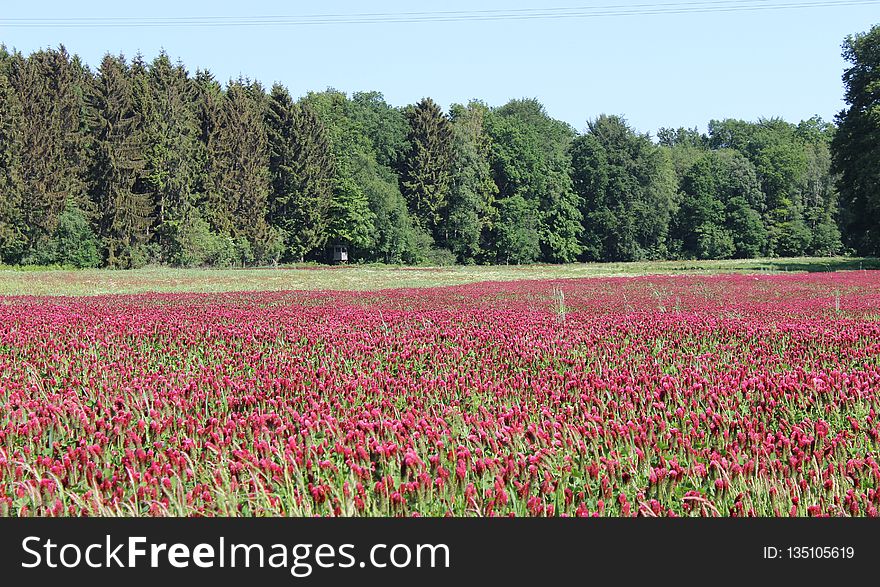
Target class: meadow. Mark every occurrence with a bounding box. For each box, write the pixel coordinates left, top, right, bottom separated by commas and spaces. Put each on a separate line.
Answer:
2, 256, 879, 296
1, 259, 879, 516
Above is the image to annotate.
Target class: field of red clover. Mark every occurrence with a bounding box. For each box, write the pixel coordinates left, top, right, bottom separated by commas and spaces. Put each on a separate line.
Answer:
1, 271, 879, 517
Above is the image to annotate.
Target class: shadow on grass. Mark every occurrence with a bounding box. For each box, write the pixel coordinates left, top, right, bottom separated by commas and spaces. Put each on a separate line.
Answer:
749, 258, 880, 273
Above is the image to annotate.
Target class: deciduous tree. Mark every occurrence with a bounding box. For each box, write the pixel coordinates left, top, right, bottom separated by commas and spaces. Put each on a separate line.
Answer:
832, 24, 880, 255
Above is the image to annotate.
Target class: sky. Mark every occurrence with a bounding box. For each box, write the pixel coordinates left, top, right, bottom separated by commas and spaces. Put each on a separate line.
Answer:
1, 1, 877, 134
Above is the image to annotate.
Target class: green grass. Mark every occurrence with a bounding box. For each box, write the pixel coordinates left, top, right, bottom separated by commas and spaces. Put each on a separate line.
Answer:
0, 256, 877, 296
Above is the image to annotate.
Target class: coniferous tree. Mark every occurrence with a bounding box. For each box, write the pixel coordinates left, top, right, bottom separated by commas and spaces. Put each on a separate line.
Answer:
0, 44, 862, 267
212, 79, 276, 264
135, 53, 202, 257
192, 69, 225, 235
267, 84, 335, 262
87, 54, 153, 268
10, 46, 90, 262
149, 67, 235, 266
0, 48, 25, 263
198, 75, 232, 237
399, 98, 454, 241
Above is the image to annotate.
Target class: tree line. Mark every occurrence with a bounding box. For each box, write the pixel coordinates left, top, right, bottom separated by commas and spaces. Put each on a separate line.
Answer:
0, 29, 876, 268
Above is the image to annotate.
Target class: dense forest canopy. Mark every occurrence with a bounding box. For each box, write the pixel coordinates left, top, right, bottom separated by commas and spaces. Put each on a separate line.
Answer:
0, 27, 877, 267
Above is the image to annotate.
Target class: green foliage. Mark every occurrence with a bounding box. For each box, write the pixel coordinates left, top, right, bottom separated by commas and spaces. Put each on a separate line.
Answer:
422, 245, 457, 266
9, 46, 90, 261
233, 235, 254, 266
161, 206, 245, 267
352, 151, 423, 264
349, 91, 408, 168
726, 196, 767, 258
708, 116, 839, 257
163, 211, 212, 267
27, 202, 101, 268
136, 52, 202, 255
400, 98, 454, 239
832, 24, 880, 255
304, 89, 425, 264
0, 50, 25, 264
54, 204, 101, 268
267, 85, 335, 262
810, 219, 843, 256
657, 126, 708, 149
87, 53, 153, 269
192, 69, 224, 229
695, 223, 735, 260
776, 214, 814, 257
208, 79, 273, 264
571, 115, 675, 261
0, 41, 865, 269
328, 173, 377, 253
447, 101, 498, 264
494, 194, 541, 264
486, 99, 581, 263
673, 150, 768, 259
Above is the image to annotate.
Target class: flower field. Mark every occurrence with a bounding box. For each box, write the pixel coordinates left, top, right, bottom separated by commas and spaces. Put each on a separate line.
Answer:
1, 271, 879, 517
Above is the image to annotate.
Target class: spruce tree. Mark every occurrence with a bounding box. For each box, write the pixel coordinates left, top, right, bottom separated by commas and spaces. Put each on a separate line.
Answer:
136, 53, 202, 257
191, 69, 225, 237
87, 54, 153, 268
0, 48, 25, 263
10, 46, 90, 262
266, 84, 335, 262
212, 79, 274, 264
399, 98, 454, 241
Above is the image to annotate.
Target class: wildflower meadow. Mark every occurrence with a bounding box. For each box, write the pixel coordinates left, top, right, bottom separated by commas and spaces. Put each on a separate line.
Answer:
1, 271, 879, 517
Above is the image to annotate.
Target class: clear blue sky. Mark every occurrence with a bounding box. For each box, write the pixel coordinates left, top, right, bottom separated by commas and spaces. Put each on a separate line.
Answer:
2, 1, 877, 134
